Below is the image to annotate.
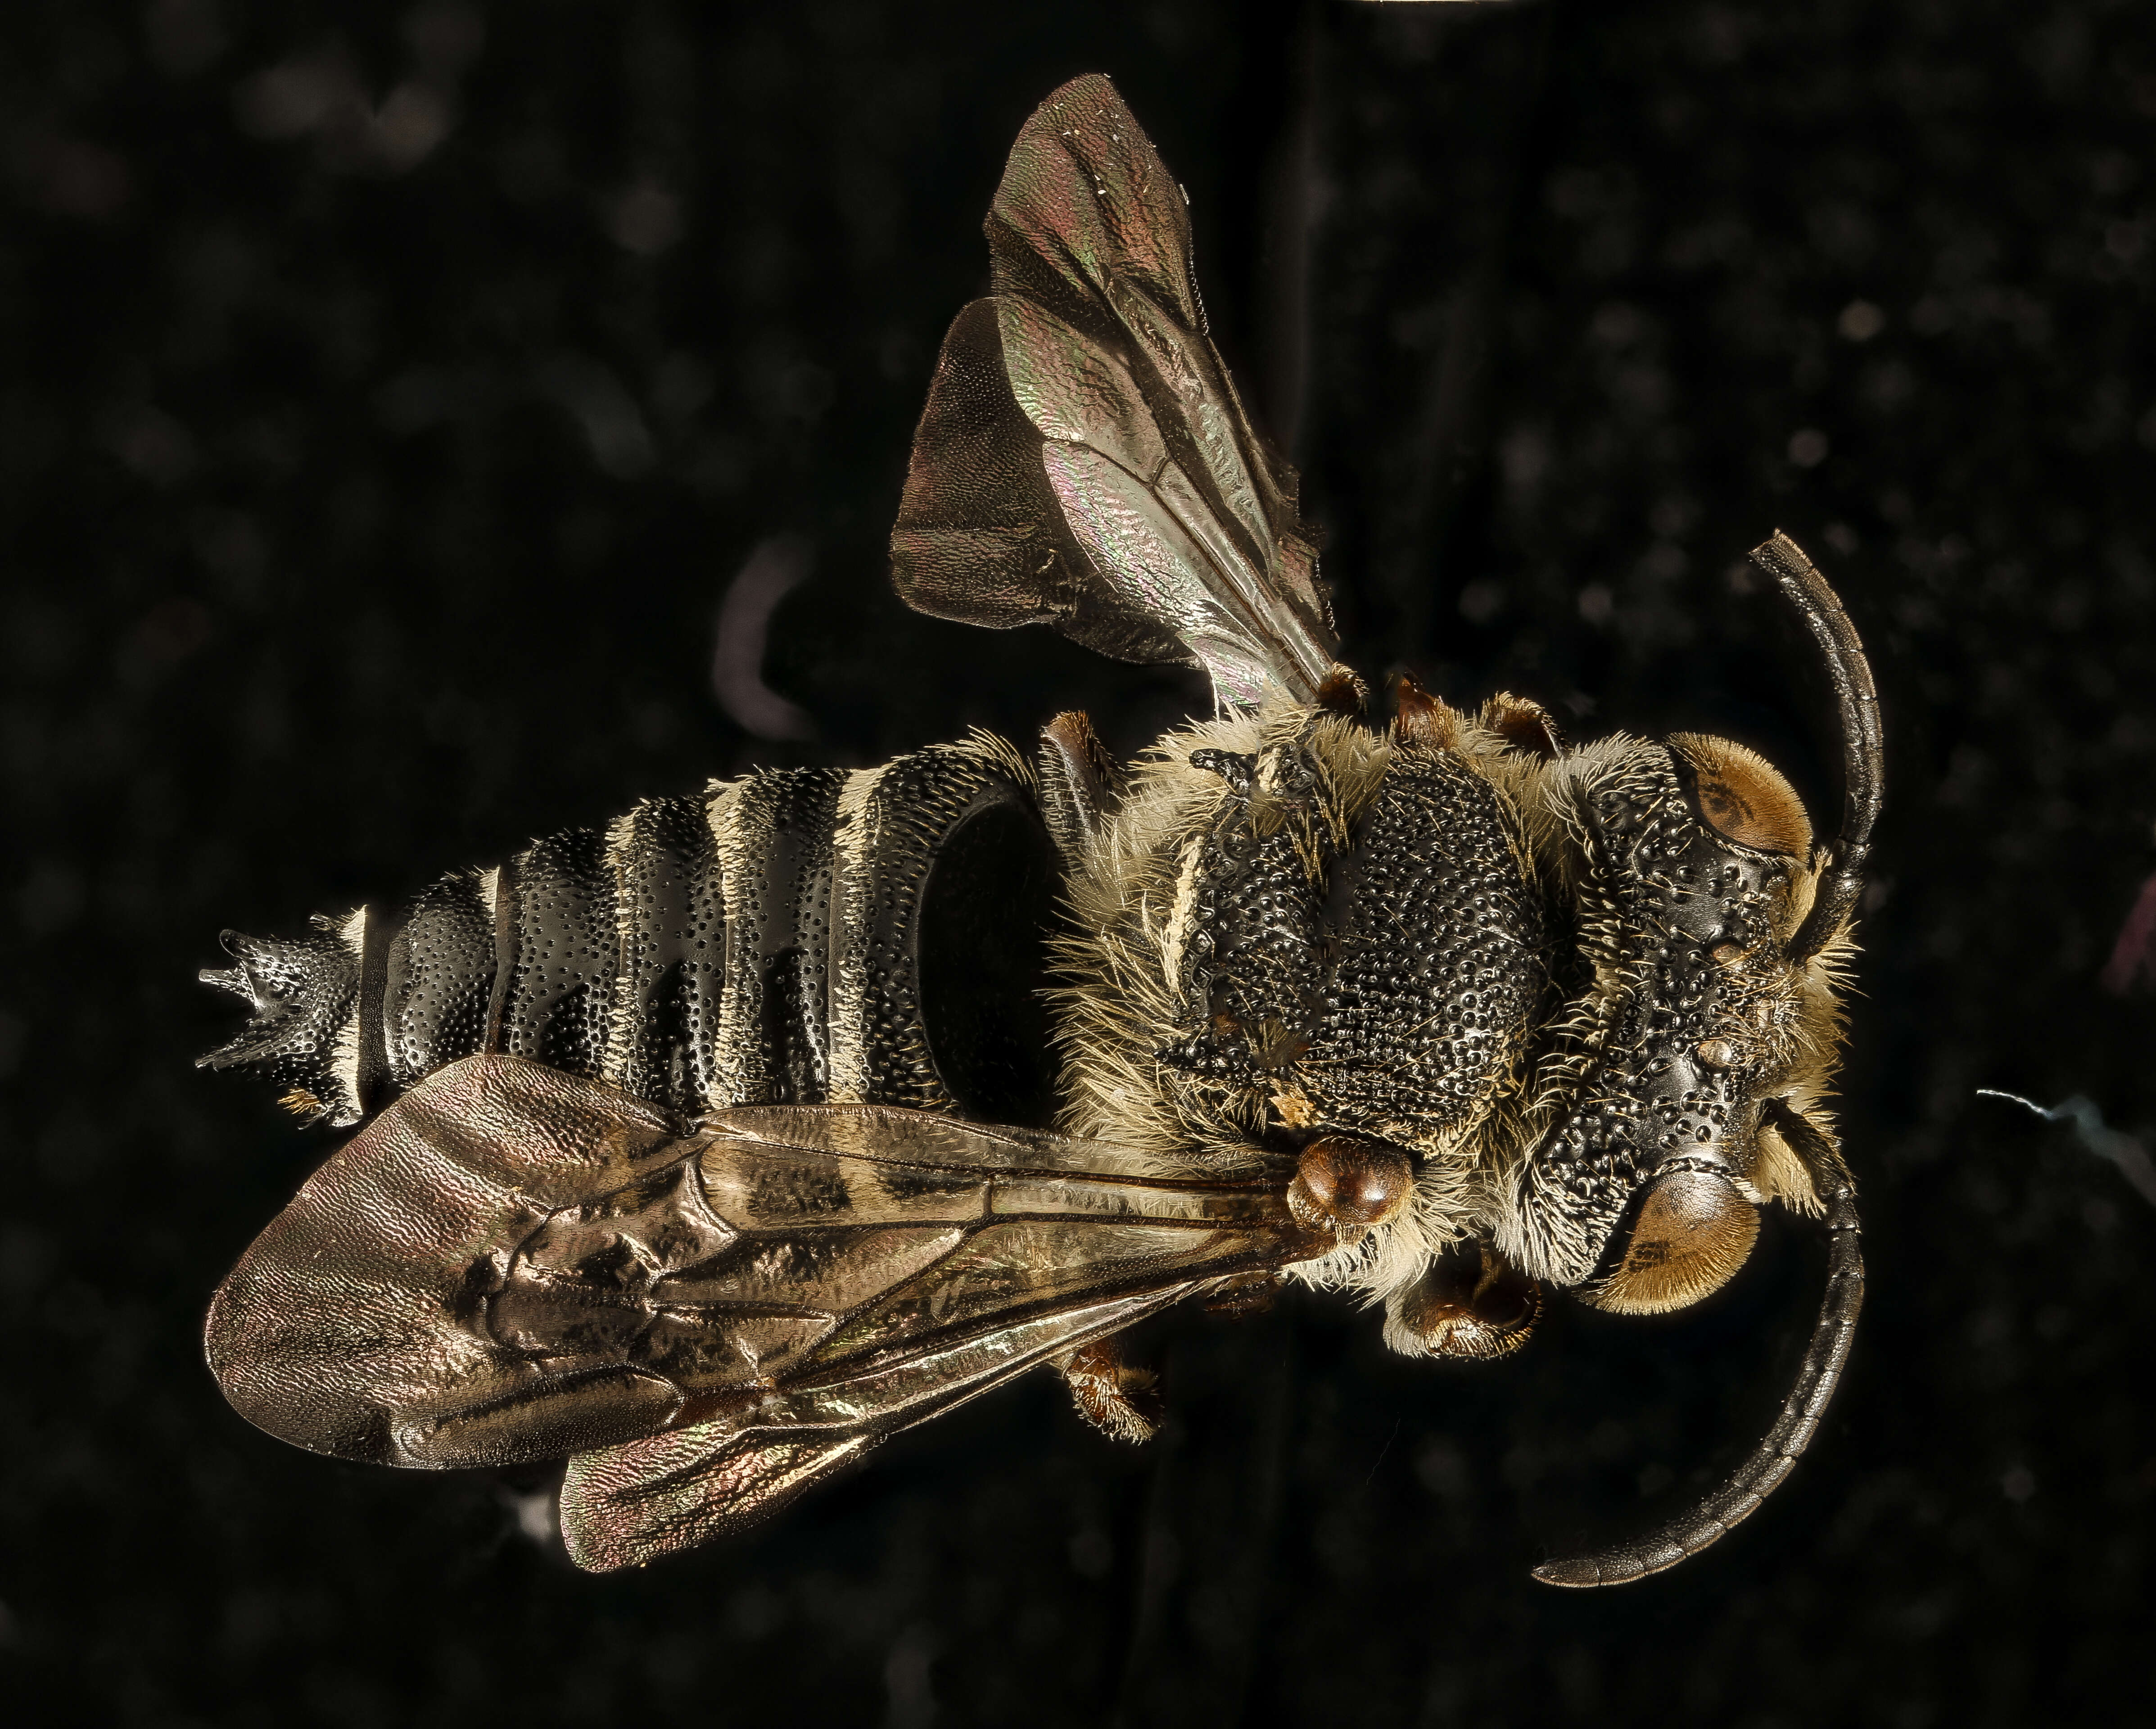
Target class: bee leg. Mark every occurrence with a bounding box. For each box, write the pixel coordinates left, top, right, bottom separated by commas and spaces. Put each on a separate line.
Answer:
1314, 666, 1367, 717
1476, 691, 1568, 759
1037, 711, 1128, 870
1055, 1335, 1164, 1444
1202, 1270, 1280, 1319
1385, 1241, 1542, 1362
1390, 673, 1480, 751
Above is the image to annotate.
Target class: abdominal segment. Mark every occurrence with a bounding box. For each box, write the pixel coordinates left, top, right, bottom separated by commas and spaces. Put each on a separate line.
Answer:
200, 734, 1061, 1129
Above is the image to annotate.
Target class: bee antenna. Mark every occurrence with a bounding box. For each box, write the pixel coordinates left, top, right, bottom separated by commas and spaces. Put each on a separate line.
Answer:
1532, 1100, 1863, 1586
1745, 532, 1883, 960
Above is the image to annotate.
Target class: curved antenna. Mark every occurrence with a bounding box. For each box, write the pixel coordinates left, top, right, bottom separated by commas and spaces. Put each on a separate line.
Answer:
1533, 1107, 1862, 1587
1749, 531, 1884, 960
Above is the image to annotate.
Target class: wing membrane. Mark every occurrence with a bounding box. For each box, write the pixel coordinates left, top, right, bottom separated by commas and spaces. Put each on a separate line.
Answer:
1041, 442, 1287, 709
560, 1427, 883, 1572
206, 1055, 1321, 1569
891, 73, 1338, 710
558, 1281, 1181, 1571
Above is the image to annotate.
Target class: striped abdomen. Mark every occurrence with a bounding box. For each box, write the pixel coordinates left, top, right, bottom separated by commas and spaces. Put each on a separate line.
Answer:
201, 734, 1061, 1131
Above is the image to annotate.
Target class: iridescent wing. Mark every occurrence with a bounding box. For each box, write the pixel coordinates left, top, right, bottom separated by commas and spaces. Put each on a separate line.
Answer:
205, 1055, 1323, 1571
890, 73, 1340, 712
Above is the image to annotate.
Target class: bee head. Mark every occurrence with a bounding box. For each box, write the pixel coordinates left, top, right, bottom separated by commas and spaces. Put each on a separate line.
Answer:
1494, 732, 1840, 1303
1500, 535, 1879, 1310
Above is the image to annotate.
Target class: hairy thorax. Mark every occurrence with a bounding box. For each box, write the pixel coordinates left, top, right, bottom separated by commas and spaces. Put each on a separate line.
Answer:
1049, 700, 1555, 1301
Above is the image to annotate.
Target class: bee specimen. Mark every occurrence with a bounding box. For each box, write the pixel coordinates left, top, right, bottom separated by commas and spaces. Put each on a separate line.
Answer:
202, 74, 1881, 1585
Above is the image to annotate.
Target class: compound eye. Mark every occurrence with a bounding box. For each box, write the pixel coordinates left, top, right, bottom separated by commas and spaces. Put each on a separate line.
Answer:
1584, 1167, 1761, 1315
1670, 733, 1813, 857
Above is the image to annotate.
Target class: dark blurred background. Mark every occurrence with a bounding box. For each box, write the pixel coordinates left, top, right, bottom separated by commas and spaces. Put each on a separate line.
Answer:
4, 0, 2153, 1723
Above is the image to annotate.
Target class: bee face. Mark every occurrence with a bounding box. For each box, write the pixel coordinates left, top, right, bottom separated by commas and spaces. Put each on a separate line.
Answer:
1498, 731, 1849, 1307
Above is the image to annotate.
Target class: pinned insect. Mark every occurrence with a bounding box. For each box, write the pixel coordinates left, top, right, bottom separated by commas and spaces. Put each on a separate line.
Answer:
203, 74, 1881, 1584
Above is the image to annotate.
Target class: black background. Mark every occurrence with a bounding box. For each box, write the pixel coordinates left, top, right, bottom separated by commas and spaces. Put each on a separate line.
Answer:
5, 1, 2154, 1724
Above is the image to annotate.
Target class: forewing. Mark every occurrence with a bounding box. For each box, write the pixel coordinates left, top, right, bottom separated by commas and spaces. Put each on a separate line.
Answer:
560, 1428, 883, 1573
891, 73, 1338, 710
205, 1054, 696, 1467
207, 1058, 1317, 1566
